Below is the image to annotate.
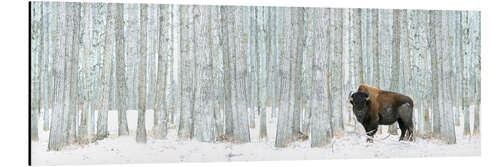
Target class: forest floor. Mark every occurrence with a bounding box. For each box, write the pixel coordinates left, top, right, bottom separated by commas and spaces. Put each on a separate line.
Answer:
31, 107, 480, 165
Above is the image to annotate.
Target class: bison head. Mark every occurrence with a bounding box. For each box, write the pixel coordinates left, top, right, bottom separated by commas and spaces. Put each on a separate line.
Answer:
349, 92, 371, 122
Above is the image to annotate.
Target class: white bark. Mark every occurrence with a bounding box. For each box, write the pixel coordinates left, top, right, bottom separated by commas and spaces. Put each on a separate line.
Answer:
178, 5, 195, 139
310, 8, 332, 147
232, 7, 251, 143
136, 4, 148, 143
96, 3, 113, 141
193, 6, 216, 142
48, 2, 66, 151
115, 3, 129, 136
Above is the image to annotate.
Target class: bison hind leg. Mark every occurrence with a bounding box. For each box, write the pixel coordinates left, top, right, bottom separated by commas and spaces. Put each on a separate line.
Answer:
397, 119, 407, 141
398, 103, 415, 142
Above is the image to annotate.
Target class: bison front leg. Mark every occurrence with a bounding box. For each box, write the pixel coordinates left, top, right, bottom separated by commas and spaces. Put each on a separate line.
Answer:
364, 124, 378, 143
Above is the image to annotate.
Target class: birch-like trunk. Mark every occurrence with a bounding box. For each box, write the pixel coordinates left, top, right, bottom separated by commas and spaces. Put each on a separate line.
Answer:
220, 6, 234, 141
472, 12, 481, 136
178, 5, 195, 139
136, 4, 148, 143
311, 8, 332, 147
48, 2, 66, 151
96, 3, 113, 141
78, 3, 92, 144
388, 9, 401, 135
429, 11, 442, 138
232, 7, 251, 143
275, 7, 293, 148
193, 6, 216, 142
31, 1, 42, 142
115, 3, 129, 136
332, 8, 345, 137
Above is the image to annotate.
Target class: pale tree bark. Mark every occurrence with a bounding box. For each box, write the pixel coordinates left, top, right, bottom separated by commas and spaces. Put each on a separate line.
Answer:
60, 2, 75, 147
256, 6, 265, 127
48, 2, 67, 151
429, 10, 441, 138
332, 8, 345, 137
211, 6, 224, 140
67, 2, 81, 145
275, 7, 293, 148
388, 9, 401, 135
441, 11, 456, 144
261, 7, 275, 140
136, 4, 148, 143
232, 6, 251, 143
178, 5, 195, 139
78, 3, 92, 144
272, 7, 280, 119
355, 9, 364, 85
265, 7, 274, 109
301, 8, 314, 137
248, 6, 256, 129
193, 5, 216, 142
220, 6, 234, 141
421, 11, 432, 138
115, 3, 129, 136
125, 4, 139, 110
311, 8, 332, 147
461, 11, 471, 136
291, 7, 305, 140
31, 1, 42, 142
454, 11, 462, 127
153, 4, 171, 139
89, 3, 106, 139
472, 12, 481, 136
147, 5, 158, 111
168, 5, 178, 127
96, 3, 113, 141
42, 2, 51, 132
372, 9, 380, 91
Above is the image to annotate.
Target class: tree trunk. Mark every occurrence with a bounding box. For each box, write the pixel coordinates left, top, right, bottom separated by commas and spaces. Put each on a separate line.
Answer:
429, 10, 442, 138
77, 3, 92, 144
135, 4, 148, 143
332, 8, 345, 137
388, 9, 401, 135
275, 8, 294, 148
232, 7, 251, 143
220, 6, 234, 141
113, 3, 129, 136
193, 5, 216, 142
461, 11, 471, 137
31, 1, 42, 142
472, 12, 481, 136
310, 8, 332, 147
178, 5, 194, 139
48, 2, 66, 151
96, 3, 113, 141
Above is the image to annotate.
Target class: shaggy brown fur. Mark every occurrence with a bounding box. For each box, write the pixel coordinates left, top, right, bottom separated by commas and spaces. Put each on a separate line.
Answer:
352, 84, 414, 142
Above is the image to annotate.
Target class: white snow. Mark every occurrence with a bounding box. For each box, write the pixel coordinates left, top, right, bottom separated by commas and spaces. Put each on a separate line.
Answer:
31, 107, 480, 165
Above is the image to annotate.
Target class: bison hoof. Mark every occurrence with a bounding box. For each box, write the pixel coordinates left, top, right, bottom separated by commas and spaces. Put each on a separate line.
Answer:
366, 138, 374, 143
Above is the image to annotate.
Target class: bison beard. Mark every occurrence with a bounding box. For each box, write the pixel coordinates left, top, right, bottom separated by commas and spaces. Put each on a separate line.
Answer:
350, 84, 415, 142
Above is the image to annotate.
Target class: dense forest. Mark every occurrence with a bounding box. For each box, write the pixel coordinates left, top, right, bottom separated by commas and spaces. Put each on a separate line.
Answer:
30, 2, 480, 151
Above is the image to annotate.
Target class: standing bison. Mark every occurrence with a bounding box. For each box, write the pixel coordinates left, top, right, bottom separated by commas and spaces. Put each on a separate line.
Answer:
349, 84, 415, 142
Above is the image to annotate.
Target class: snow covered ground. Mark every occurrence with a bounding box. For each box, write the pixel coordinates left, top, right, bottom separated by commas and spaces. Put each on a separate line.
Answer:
31, 108, 480, 165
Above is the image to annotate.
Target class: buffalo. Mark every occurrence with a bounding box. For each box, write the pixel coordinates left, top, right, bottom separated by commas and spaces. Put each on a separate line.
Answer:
349, 84, 415, 142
